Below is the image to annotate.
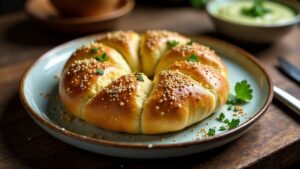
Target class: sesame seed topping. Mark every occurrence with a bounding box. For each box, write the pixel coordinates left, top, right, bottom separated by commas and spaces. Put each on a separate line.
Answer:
65, 58, 109, 93
144, 30, 183, 50
97, 31, 134, 45
155, 70, 196, 108
102, 74, 140, 105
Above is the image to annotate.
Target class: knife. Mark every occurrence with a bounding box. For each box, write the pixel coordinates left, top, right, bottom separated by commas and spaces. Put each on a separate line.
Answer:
277, 57, 300, 84
273, 86, 300, 115
274, 57, 300, 115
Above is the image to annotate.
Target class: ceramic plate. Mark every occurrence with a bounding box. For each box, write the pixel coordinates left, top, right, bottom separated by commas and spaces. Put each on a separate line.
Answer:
20, 34, 273, 158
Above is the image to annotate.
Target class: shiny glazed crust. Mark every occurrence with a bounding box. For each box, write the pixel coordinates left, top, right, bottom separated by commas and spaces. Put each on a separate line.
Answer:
59, 30, 229, 134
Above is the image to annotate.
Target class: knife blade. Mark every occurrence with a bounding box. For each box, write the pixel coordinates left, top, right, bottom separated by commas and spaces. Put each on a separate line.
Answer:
274, 86, 300, 116
277, 57, 300, 84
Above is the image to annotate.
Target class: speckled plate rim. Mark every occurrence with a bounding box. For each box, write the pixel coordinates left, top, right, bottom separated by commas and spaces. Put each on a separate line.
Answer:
19, 33, 274, 150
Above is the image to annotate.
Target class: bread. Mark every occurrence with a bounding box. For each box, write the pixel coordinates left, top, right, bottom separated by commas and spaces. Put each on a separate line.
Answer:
96, 31, 141, 71
84, 73, 152, 133
140, 30, 189, 77
142, 70, 216, 134
59, 30, 229, 134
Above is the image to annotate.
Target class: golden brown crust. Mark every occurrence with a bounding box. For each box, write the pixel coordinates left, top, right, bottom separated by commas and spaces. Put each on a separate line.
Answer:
96, 31, 141, 71
64, 42, 131, 73
140, 30, 189, 77
155, 43, 228, 78
167, 61, 229, 110
142, 70, 216, 134
83, 73, 152, 133
59, 58, 127, 118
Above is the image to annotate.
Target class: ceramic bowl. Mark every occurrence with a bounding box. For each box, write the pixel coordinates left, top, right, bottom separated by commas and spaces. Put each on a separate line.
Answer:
49, 0, 120, 17
25, 0, 134, 34
206, 0, 300, 43
19, 33, 273, 158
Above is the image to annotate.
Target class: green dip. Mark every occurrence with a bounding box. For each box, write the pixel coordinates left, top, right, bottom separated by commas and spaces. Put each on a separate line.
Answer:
211, 0, 296, 26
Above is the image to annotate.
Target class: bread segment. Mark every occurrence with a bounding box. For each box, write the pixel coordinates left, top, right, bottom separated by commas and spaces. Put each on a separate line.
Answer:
142, 70, 216, 134
167, 61, 229, 110
96, 31, 141, 71
64, 42, 131, 73
155, 43, 227, 78
83, 73, 152, 133
59, 59, 127, 119
140, 30, 189, 77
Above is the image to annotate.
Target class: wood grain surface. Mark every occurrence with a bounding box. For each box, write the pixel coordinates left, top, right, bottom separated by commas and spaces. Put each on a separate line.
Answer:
0, 5, 300, 169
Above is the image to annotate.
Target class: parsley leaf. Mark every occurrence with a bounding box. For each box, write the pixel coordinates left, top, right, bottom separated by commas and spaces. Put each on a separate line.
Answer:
219, 126, 226, 131
190, 0, 208, 9
241, 0, 271, 17
187, 54, 199, 62
223, 119, 230, 124
235, 80, 253, 102
187, 40, 193, 46
95, 53, 109, 62
227, 80, 253, 105
96, 69, 104, 75
136, 73, 144, 82
167, 40, 179, 47
90, 47, 98, 53
208, 128, 215, 136
227, 119, 240, 129
216, 112, 225, 122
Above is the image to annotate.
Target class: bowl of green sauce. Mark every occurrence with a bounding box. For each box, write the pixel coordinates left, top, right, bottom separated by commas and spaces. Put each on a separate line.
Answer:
206, 0, 300, 43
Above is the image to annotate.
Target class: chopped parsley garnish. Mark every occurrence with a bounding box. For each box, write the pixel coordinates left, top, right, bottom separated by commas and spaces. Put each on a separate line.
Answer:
219, 126, 226, 131
227, 104, 233, 111
223, 119, 230, 124
227, 80, 253, 105
136, 73, 144, 82
90, 47, 98, 53
95, 53, 109, 62
167, 40, 179, 47
187, 40, 193, 46
190, 0, 208, 9
96, 68, 104, 75
216, 112, 225, 122
225, 119, 240, 129
208, 128, 215, 136
187, 54, 199, 62
241, 0, 271, 17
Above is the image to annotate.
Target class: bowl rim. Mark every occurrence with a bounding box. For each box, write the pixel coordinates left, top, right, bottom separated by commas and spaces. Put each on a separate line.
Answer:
206, 0, 300, 28
19, 33, 274, 150
25, 0, 135, 24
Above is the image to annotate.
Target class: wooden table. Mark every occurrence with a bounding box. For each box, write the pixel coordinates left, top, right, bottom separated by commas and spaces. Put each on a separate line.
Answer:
1, 6, 300, 169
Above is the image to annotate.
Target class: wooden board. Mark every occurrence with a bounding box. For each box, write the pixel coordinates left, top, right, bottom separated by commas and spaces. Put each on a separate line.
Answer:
0, 7, 300, 168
